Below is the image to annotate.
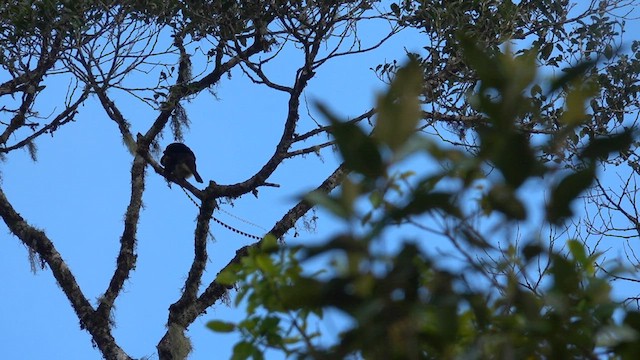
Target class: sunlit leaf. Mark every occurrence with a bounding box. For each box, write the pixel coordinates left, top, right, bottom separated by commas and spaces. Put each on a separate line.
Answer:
215, 267, 239, 286
206, 320, 236, 333
567, 239, 587, 265
255, 254, 277, 275
260, 234, 278, 252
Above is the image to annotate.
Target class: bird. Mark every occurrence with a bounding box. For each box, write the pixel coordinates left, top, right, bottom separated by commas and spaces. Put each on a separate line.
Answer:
160, 142, 204, 183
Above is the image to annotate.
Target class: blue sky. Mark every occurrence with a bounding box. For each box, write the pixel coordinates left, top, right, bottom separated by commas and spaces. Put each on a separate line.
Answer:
2, 4, 640, 360
0, 13, 421, 359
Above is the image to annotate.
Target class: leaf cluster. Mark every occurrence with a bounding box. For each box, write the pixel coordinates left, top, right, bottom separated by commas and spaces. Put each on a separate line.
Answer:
209, 38, 638, 359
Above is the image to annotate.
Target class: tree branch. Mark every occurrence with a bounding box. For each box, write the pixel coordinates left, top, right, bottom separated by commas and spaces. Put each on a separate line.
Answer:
155, 162, 348, 341
95, 152, 148, 324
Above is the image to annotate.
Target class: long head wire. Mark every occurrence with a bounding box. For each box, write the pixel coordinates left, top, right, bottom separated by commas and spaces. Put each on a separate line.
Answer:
180, 186, 263, 241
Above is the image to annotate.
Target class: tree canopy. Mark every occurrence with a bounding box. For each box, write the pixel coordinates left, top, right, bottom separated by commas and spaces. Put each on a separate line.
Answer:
1, 1, 640, 359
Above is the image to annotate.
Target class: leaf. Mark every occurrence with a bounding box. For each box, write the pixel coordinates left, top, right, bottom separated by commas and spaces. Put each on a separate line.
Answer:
560, 82, 597, 126
540, 42, 553, 60
339, 177, 360, 215
374, 59, 423, 151
232, 341, 257, 360
458, 33, 504, 90
604, 44, 615, 60
216, 268, 239, 285
206, 320, 236, 333
546, 166, 596, 224
255, 254, 277, 275
567, 239, 587, 265
549, 60, 597, 93
303, 235, 368, 260
613, 312, 640, 357
368, 190, 383, 209
317, 102, 385, 178
259, 316, 281, 334
580, 130, 634, 161
568, 239, 601, 275
260, 234, 278, 252
522, 243, 544, 261
623, 311, 640, 331
481, 130, 538, 188
485, 185, 527, 220
549, 254, 580, 295
280, 277, 325, 309
305, 191, 350, 219
390, 2, 400, 16
390, 191, 459, 220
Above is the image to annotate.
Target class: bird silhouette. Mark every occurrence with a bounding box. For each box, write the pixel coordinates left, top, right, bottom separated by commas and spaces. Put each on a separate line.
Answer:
160, 142, 203, 183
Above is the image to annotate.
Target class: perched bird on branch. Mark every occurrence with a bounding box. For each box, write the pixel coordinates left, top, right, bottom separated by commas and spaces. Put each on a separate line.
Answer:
161, 142, 203, 183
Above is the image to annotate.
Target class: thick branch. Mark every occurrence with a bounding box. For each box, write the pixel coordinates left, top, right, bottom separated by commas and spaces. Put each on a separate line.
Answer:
157, 193, 216, 360
155, 163, 348, 340
170, 194, 216, 315
96, 152, 147, 322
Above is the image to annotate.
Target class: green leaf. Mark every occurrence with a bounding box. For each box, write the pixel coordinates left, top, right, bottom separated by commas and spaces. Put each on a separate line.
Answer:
613, 312, 640, 357
280, 277, 325, 309
206, 320, 236, 333
550, 254, 580, 295
549, 60, 597, 93
232, 341, 257, 360
540, 42, 553, 60
255, 253, 277, 275
560, 81, 598, 126
567, 239, 587, 265
361, 210, 373, 225
339, 177, 360, 215
522, 243, 544, 261
216, 265, 240, 285
604, 44, 615, 60
368, 190, 383, 209
305, 191, 350, 219
623, 311, 640, 331
374, 59, 423, 151
568, 240, 601, 275
485, 185, 526, 220
317, 102, 385, 178
259, 316, 281, 335
580, 130, 635, 161
390, 191, 459, 220
480, 130, 538, 188
546, 166, 596, 224
303, 235, 368, 260
458, 33, 504, 90
260, 234, 278, 252
282, 336, 302, 345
